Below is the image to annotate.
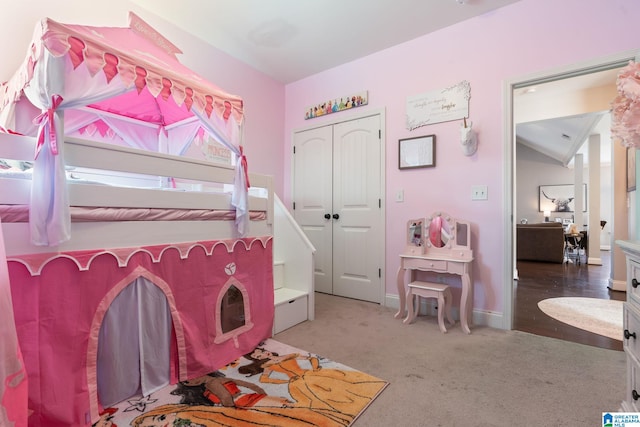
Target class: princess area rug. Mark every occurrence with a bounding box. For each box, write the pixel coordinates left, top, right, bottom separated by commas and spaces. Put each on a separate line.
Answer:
96, 338, 388, 427
537, 297, 623, 341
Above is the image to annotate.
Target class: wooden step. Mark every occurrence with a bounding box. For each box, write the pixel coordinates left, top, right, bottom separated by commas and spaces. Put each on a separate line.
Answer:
273, 287, 308, 334
274, 287, 307, 306
273, 261, 284, 290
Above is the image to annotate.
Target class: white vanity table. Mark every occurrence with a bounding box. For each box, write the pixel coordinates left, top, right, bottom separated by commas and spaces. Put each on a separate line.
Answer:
395, 212, 474, 333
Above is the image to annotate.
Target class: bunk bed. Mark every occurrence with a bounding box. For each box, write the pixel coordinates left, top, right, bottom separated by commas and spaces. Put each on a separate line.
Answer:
0, 13, 275, 427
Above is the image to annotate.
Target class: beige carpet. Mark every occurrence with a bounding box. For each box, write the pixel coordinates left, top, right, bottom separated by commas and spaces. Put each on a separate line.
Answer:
537, 297, 623, 341
275, 293, 625, 426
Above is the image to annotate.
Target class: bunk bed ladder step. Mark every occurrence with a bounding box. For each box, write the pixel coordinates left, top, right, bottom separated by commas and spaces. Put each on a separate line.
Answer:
272, 260, 309, 335
273, 261, 285, 290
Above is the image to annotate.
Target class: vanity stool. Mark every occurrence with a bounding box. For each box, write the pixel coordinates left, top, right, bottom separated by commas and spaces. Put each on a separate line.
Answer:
403, 280, 455, 333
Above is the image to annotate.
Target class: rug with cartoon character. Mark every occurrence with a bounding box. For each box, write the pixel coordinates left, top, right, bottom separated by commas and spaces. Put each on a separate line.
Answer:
93, 339, 388, 427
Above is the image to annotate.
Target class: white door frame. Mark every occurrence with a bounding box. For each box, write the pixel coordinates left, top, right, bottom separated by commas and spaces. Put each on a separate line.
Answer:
502, 50, 638, 330
291, 107, 387, 305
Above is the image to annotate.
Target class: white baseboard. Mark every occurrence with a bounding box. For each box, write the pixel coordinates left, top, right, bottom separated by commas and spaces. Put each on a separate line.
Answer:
608, 278, 626, 292
384, 293, 505, 330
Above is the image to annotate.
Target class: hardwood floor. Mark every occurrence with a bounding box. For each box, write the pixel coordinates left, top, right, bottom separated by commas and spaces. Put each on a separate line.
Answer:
514, 251, 625, 351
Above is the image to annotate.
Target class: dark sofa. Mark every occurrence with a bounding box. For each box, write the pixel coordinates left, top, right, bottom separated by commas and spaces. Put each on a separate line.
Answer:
516, 222, 565, 263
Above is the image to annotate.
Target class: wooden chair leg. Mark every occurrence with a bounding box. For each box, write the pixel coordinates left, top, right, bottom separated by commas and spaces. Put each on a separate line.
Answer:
437, 293, 447, 333
444, 288, 455, 326
403, 290, 416, 324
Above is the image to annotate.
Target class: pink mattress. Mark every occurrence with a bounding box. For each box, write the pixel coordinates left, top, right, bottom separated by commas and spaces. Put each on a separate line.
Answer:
0, 205, 266, 223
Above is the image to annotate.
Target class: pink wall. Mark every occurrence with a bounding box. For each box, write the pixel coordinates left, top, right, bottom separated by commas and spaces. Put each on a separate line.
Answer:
2, 0, 639, 320
284, 0, 640, 316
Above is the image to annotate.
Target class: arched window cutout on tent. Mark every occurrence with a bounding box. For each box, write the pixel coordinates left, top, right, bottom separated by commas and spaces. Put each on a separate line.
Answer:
215, 277, 253, 346
221, 284, 245, 333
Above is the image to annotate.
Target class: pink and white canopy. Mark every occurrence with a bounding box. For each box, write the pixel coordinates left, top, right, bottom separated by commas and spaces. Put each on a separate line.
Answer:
0, 12, 250, 245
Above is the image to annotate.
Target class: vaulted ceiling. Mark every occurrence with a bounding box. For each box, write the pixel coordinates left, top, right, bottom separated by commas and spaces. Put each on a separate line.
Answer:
516, 112, 608, 166
514, 67, 621, 167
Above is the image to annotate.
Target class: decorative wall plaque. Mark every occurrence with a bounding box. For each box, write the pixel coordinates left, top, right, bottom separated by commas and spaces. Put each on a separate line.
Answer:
405, 80, 470, 131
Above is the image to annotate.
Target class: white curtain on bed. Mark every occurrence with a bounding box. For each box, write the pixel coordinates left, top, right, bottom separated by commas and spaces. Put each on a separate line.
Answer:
193, 109, 249, 236
96, 277, 171, 408
23, 54, 130, 245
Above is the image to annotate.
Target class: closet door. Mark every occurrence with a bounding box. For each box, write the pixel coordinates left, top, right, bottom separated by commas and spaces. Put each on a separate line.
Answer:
293, 125, 334, 294
293, 114, 382, 303
332, 115, 382, 302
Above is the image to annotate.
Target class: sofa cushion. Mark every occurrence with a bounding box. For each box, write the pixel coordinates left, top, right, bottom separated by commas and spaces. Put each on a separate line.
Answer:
516, 222, 564, 263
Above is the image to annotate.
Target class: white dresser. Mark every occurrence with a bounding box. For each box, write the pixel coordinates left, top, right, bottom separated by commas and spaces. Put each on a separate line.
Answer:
617, 240, 640, 411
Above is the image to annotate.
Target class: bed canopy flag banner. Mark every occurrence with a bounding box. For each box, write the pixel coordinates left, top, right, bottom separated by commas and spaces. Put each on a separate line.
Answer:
0, 12, 250, 245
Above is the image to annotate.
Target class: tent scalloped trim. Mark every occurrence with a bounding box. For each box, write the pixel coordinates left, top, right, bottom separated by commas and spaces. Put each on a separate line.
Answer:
7, 236, 272, 276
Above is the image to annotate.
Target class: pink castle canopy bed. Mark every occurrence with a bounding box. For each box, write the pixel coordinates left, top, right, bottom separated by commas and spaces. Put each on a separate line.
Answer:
0, 13, 275, 427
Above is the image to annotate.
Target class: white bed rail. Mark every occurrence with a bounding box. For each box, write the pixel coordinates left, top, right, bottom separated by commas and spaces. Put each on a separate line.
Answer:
0, 133, 273, 219
0, 132, 274, 255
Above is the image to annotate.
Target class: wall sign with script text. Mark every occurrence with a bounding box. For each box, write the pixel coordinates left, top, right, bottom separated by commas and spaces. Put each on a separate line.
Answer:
405, 81, 470, 131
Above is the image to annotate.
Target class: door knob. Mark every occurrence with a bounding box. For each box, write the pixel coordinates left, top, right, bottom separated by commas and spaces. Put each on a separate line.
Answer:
333, 213, 340, 220
324, 213, 331, 220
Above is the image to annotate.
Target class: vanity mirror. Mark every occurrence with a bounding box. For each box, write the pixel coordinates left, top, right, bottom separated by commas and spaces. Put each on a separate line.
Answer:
427, 213, 452, 248
404, 212, 472, 260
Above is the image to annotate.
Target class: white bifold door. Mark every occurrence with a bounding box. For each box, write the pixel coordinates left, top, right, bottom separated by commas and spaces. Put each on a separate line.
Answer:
293, 114, 383, 303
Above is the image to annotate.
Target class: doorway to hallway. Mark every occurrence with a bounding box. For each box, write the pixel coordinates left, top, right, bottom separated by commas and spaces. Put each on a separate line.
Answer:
504, 50, 638, 336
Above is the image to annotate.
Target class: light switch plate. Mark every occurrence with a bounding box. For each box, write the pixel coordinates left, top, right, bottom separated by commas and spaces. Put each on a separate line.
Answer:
471, 185, 488, 200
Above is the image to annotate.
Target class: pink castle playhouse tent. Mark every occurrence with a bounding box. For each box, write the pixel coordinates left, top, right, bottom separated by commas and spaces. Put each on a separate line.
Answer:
0, 13, 275, 427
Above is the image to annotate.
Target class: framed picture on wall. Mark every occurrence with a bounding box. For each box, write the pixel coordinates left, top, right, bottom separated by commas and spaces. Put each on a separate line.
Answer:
539, 184, 587, 212
399, 135, 435, 169
628, 147, 636, 192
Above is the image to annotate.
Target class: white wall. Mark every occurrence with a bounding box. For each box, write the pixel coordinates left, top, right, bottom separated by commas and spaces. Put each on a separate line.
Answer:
516, 144, 580, 225
601, 163, 613, 249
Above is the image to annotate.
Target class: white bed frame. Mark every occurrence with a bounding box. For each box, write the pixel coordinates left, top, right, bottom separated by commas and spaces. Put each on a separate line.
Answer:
0, 132, 273, 256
